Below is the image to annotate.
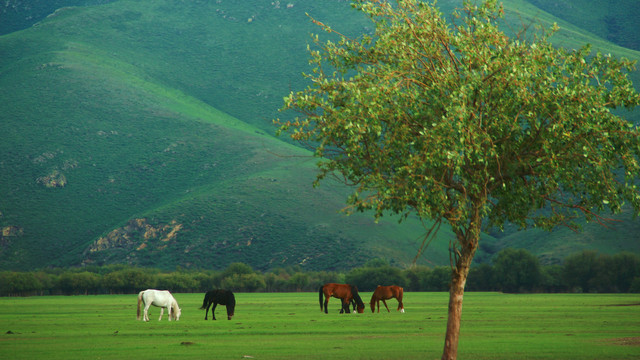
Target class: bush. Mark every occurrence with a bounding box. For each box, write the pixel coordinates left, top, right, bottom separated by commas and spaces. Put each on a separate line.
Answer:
289, 272, 310, 292
0, 271, 43, 296
425, 266, 451, 291
155, 273, 198, 292
345, 265, 406, 292
466, 263, 495, 291
102, 268, 156, 294
492, 249, 542, 293
221, 273, 266, 292
57, 271, 101, 295
404, 265, 431, 291
608, 252, 640, 292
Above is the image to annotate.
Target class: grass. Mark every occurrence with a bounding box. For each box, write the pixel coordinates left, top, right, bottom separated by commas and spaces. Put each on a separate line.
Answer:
0, 292, 638, 360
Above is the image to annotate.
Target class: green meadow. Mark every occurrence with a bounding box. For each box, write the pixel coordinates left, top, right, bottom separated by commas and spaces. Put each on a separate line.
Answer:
0, 292, 638, 359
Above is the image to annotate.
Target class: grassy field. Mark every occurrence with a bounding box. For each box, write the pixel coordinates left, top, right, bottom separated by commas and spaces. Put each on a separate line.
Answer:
0, 292, 638, 359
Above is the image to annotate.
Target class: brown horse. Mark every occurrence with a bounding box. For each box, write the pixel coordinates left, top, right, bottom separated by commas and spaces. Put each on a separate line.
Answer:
319, 283, 365, 314
370, 285, 405, 313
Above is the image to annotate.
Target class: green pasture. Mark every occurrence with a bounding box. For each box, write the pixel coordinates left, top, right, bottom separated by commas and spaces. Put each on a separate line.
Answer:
0, 292, 638, 359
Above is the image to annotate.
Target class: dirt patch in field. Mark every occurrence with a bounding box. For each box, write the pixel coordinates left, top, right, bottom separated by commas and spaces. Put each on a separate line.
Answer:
604, 302, 640, 307
604, 337, 640, 346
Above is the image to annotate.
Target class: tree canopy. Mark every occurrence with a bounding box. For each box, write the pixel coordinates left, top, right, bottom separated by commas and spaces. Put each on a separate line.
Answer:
277, 0, 640, 358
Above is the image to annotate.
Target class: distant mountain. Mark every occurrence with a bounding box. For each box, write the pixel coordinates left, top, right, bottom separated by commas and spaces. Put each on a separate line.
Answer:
528, 0, 640, 51
0, 0, 638, 271
0, 0, 117, 36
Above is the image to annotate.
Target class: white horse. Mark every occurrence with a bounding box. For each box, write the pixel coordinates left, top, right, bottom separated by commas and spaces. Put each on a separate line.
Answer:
137, 289, 181, 322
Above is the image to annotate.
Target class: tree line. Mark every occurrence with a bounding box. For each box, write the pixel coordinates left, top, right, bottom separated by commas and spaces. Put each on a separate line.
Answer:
1, 249, 639, 296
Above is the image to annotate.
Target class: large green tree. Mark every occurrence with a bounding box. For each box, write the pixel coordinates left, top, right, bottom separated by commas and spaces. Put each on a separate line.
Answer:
277, 0, 640, 358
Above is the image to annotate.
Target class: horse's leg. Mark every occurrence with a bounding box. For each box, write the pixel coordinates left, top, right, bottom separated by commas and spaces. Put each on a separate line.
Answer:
158, 307, 164, 321
345, 297, 355, 314
382, 299, 390, 312
204, 301, 211, 320
166, 305, 172, 321
324, 297, 329, 314
144, 303, 151, 322
376, 300, 380, 313
397, 296, 404, 312
211, 302, 218, 320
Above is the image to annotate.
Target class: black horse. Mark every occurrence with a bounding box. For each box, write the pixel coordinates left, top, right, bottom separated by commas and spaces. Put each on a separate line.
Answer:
200, 289, 236, 320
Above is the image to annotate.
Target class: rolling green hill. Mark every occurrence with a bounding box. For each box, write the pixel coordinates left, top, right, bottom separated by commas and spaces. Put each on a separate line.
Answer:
528, 0, 640, 51
0, 0, 638, 271
0, 1, 118, 36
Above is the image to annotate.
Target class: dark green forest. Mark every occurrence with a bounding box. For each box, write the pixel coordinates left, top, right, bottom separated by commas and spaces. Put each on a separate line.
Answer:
2, 249, 639, 296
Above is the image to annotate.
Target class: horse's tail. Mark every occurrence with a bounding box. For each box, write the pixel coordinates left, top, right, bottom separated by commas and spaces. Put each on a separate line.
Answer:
136, 290, 144, 320
318, 285, 324, 311
200, 291, 210, 310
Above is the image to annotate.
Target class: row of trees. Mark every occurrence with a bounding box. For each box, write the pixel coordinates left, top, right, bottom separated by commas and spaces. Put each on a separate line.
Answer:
348, 250, 640, 294
1, 249, 639, 296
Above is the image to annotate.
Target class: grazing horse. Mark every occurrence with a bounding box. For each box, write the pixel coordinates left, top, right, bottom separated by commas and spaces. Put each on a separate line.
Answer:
200, 289, 236, 320
319, 283, 365, 314
370, 285, 405, 313
137, 289, 181, 321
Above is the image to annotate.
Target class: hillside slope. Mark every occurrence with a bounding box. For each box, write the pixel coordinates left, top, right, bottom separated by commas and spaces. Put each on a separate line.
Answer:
528, 0, 640, 51
0, 28, 451, 270
0, 0, 460, 271
0, 0, 638, 271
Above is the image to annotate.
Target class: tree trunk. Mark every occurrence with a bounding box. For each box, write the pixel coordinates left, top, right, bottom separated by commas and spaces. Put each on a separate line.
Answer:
441, 211, 482, 360
441, 252, 473, 360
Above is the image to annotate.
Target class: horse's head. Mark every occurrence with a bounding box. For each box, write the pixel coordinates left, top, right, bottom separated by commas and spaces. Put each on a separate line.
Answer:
172, 302, 182, 321
356, 304, 365, 313
369, 301, 376, 313
225, 291, 236, 320
227, 301, 235, 320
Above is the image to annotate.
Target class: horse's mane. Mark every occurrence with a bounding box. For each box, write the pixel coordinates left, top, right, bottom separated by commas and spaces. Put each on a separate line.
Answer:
350, 285, 365, 307
170, 296, 180, 320
222, 290, 236, 317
